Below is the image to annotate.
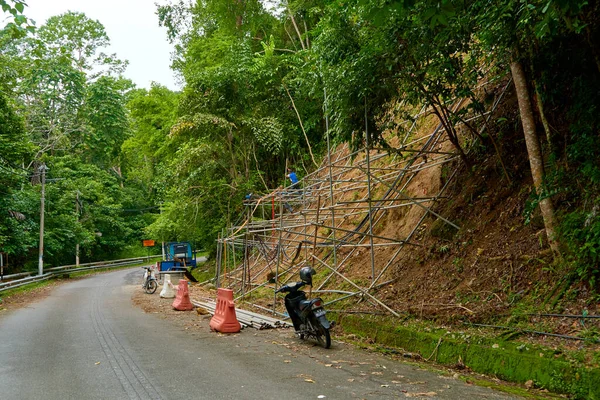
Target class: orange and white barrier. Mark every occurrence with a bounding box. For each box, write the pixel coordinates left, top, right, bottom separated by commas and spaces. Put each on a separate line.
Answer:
172, 279, 194, 311
160, 274, 175, 298
209, 288, 241, 333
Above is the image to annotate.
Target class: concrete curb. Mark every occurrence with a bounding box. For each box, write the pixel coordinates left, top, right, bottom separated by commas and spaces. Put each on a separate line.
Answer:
337, 314, 600, 399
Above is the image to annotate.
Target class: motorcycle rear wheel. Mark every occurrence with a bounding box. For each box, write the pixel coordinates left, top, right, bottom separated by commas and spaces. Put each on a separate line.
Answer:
313, 320, 331, 349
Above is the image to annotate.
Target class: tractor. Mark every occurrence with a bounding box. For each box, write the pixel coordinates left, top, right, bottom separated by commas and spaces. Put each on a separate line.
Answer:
158, 242, 199, 282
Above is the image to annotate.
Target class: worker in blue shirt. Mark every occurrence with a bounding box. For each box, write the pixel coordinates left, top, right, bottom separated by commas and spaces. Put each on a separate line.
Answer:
287, 168, 299, 189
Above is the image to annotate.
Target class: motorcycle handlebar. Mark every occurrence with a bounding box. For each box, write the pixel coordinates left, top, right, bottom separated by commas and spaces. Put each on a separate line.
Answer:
276, 281, 306, 294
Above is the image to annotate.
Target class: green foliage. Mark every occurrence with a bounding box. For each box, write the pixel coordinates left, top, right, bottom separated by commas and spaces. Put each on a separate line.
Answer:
0, 92, 36, 262
83, 76, 131, 167
122, 84, 179, 196
560, 210, 600, 286
33, 11, 126, 74
33, 156, 136, 265
246, 117, 284, 154
18, 58, 87, 154
0, 11, 156, 270
0, 0, 35, 38
1, 0, 598, 279
526, 2, 600, 286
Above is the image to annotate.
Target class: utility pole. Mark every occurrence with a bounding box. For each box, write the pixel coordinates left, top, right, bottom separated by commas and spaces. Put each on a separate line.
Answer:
160, 203, 166, 261
76, 190, 80, 266
38, 163, 48, 276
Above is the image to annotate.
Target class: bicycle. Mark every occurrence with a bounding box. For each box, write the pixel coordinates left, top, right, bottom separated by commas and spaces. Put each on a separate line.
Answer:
142, 266, 158, 294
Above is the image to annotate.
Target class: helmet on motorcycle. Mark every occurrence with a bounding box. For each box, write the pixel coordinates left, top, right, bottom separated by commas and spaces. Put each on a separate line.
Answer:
299, 266, 316, 285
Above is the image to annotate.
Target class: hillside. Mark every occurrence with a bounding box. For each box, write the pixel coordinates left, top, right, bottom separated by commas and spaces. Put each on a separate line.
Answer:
205, 73, 599, 354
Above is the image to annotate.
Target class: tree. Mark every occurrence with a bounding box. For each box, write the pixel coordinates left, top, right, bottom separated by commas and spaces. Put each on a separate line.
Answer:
0, 92, 37, 263
18, 58, 87, 159
471, 0, 594, 254
83, 76, 131, 169
0, 10, 154, 269
510, 60, 560, 253
12, 12, 132, 161
122, 84, 179, 196
31, 11, 127, 75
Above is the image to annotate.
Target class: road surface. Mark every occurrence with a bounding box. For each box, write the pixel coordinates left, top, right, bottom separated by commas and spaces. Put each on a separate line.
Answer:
0, 268, 520, 399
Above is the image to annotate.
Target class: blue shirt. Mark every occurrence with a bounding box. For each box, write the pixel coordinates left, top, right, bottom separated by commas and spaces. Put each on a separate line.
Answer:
288, 172, 298, 184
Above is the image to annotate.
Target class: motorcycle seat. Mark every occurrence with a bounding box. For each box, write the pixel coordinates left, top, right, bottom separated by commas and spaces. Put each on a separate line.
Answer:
299, 300, 312, 310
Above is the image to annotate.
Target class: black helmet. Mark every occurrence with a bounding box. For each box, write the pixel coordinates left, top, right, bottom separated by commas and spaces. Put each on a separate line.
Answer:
299, 266, 316, 285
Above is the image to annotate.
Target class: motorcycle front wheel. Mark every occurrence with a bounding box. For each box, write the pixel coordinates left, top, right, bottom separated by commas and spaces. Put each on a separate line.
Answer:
145, 279, 158, 294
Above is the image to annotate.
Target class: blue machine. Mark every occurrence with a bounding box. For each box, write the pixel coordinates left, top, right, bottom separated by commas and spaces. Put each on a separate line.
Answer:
159, 242, 197, 272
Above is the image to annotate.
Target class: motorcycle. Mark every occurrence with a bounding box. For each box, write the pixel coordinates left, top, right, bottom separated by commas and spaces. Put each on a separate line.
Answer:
276, 267, 332, 348
141, 266, 158, 294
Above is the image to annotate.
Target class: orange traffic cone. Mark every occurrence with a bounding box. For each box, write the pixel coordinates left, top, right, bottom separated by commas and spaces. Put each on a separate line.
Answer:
209, 288, 241, 333
172, 279, 194, 311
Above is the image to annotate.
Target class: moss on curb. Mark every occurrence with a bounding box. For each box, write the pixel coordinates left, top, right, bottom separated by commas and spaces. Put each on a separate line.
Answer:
336, 314, 600, 399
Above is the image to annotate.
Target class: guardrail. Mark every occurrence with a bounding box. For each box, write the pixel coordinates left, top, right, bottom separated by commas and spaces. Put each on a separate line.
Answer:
0, 257, 156, 294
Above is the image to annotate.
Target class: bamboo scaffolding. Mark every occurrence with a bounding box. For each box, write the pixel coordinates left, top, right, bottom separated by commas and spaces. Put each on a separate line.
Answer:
214, 84, 509, 320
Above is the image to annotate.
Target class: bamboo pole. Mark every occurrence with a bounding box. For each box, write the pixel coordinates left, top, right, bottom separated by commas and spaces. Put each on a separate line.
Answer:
365, 97, 376, 284
311, 255, 400, 317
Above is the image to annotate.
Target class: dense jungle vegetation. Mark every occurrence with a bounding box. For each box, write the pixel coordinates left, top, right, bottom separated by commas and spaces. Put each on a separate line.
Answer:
0, 0, 598, 288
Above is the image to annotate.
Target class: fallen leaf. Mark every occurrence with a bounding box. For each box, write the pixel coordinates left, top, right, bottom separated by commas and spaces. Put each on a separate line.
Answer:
347, 379, 355, 382
325, 364, 332, 367
404, 392, 437, 397
381, 384, 390, 388
371, 372, 383, 375
284, 360, 291, 363
95, 362, 101, 365
305, 379, 315, 383
525, 380, 534, 389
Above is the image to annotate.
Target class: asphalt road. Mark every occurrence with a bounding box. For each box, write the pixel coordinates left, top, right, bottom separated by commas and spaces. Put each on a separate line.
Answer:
0, 269, 520, 399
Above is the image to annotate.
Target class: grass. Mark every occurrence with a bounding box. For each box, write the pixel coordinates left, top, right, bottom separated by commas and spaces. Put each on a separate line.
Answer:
0, 280, 52, 300
334, 313, 600, 399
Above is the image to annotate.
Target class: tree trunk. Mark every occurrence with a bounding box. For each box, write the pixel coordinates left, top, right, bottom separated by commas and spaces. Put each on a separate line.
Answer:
287, 8, 306, 51
236, 0, 243, 30
534, 80, 553, 149
510, 60, 560, 255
